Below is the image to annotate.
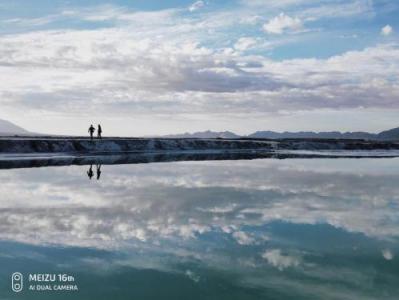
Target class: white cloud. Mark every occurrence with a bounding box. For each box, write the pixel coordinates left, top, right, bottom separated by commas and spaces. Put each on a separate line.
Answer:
185, 270, 200, 282
239, 15, 262, 25
263, 13, 304, 34
382, 249, 394, 260
296, 0, 374, 20
0, 27, 398, 124
232, 231, 255, 245
189, 1, 205, 12
0, 3, 398, 134
381, 25, 393, 36
1, 157, 399, 250
1, 159, 397, 299
2, 15, 58, 27
234, 37, 258, 51
241, 0, 309, 8
262, 249, 301, 271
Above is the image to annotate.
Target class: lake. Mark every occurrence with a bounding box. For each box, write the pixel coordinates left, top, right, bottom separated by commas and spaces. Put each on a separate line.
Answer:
0, 157, 398, 299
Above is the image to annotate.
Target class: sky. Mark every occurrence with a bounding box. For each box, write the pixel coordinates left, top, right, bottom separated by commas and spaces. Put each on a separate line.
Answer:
0, 0, 398, 136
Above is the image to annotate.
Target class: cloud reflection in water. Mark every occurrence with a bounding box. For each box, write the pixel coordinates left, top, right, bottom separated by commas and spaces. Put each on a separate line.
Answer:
0, 158, 398, 299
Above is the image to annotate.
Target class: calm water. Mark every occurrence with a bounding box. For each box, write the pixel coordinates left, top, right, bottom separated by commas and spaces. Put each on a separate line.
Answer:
0, 158, 398, 299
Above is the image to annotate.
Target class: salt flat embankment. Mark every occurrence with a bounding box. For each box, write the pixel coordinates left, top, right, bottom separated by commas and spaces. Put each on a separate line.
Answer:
0, 136, 398, 154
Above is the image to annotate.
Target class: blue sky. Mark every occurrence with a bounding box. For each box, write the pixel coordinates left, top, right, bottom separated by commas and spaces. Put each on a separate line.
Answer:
0, 0, 398, 135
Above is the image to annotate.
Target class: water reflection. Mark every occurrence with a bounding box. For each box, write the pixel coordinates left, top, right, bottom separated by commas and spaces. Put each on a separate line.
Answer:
1, 150, 398, 170
0, 158, 398, 299
87, 164, 102, 180
96, 164, 102, 180
87, 164, 94, 180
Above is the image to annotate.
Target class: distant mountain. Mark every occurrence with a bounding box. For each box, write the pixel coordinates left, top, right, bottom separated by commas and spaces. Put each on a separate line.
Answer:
161, 127, 399, 141
249, 131, 376, 140
378, 127, 399, 141
163, 130, 241, 139
0, 119, 31, 136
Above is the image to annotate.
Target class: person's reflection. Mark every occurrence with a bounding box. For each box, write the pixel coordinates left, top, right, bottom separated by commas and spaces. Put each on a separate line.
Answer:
96, 164, 102, 180
87, 164, 94, 180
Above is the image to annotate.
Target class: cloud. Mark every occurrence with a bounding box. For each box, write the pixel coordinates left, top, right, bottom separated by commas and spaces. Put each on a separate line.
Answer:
1, 27, 398, 120
295, 0, 374, 20
1, 156, 399, 300
263, 13, 304, 34
189, 1, 205, 12
241, 0, 309, 8
2, 15, 58, 27
185, 270, 200, 282
232, 231, 255, 245
381, 25, 393, 36
239, 15, 262, 25
262, 249, 301, 271
2, 159, 396, 300
382, 249, 394, 260
234, 37, 258, 51
2, 157, 399, 249
0, 2, 398, 134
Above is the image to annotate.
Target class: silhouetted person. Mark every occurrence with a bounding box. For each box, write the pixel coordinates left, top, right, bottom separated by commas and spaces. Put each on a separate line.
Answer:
87, 164, 94, 180
88, 124, 95, 140
97, 124, 102, 139
96, 164, 102, 180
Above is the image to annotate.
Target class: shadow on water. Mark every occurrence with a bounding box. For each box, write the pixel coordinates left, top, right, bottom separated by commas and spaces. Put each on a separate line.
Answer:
0, 151, 397, 170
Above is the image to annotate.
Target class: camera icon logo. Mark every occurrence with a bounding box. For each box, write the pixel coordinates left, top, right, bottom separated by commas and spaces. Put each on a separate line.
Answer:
12, 272, 23, 292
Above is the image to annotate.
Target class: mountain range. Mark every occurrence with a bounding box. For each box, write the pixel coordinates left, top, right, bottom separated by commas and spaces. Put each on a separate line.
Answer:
1, 118, 399, 140
162, 128, 399, 141
162, 130, 241, 139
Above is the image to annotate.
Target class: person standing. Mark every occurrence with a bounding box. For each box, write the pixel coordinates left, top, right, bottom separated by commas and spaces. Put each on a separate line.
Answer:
88, 124, 95, 140
97, 124, 102, 139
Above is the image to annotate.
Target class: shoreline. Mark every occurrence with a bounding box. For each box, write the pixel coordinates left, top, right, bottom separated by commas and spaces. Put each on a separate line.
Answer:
0, 137, 398, 170
0, 150, 398, 170
0, 136, 399, 155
